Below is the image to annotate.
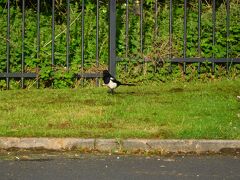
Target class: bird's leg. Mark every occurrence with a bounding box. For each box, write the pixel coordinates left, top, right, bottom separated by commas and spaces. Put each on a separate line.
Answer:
107, 89, 114, 94
110, 89, 114, 95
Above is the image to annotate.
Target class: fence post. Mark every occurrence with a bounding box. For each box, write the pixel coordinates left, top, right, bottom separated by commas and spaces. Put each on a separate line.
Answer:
109, 0, 116, 77
6, 0, 10, 89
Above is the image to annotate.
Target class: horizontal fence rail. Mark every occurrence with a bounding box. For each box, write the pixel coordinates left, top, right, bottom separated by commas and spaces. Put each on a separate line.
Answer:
0, 0, 239, 89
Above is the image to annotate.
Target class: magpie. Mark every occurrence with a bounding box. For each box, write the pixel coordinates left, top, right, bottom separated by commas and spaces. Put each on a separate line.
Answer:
102, 70, 134, 94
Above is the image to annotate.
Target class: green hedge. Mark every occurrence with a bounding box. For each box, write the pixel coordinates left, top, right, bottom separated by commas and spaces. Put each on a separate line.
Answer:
0, 0, 239, 88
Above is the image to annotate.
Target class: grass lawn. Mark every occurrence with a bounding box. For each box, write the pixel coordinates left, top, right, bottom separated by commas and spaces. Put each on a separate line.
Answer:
0, 79, 240, 139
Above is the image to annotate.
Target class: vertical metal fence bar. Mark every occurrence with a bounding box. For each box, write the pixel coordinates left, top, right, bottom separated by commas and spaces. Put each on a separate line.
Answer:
140, 0, 143, 56
109, 0, 116, 76
124, 0, 129, 72
183, 0, 187, 73
198, 0, 201, 74
21, 0, 25, 88
81, 0, 85, 73
169, 0, 173, 60
96, 0, 99, 86
6, 0, 10, 89
37, 0, 40, 88
226, 0, 230, 71
154, 0, 158, 39
126, 0, 129, 58
66, 0, 70, 70
52, 0, 55, 66
212, 0, 216, 72
154, 0, 158, 73
96, 0, 99, 67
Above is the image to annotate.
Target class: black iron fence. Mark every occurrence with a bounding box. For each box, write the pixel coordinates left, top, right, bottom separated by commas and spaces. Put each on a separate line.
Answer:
120, 0, 240, 69
0, 0, 239, 89
0, 0, 112, 89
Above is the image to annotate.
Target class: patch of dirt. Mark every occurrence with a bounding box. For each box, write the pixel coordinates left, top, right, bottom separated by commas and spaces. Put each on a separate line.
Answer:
101, 101, 116, 106
150, 127, 174, 139
48, 121, 72, 129
169, 88, 184, 93
83, 99, 97, 106
98, 122, 114, 129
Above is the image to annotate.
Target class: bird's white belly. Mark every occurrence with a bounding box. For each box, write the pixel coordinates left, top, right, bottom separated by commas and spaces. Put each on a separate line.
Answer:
108, 80, 117, 89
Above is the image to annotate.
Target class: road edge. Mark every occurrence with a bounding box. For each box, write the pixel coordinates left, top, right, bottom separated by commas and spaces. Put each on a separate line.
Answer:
0, 138, 240, 154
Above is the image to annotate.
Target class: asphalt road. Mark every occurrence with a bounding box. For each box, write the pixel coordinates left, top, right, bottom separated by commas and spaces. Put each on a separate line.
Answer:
0, 153, 239, 180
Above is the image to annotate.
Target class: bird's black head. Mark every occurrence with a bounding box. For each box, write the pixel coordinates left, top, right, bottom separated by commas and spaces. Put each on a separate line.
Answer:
103, 70, 110, 77
102, 70, 111, 84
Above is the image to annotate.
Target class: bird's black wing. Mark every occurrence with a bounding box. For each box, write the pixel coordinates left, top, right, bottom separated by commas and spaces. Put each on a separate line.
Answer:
103, 70, 121, 86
